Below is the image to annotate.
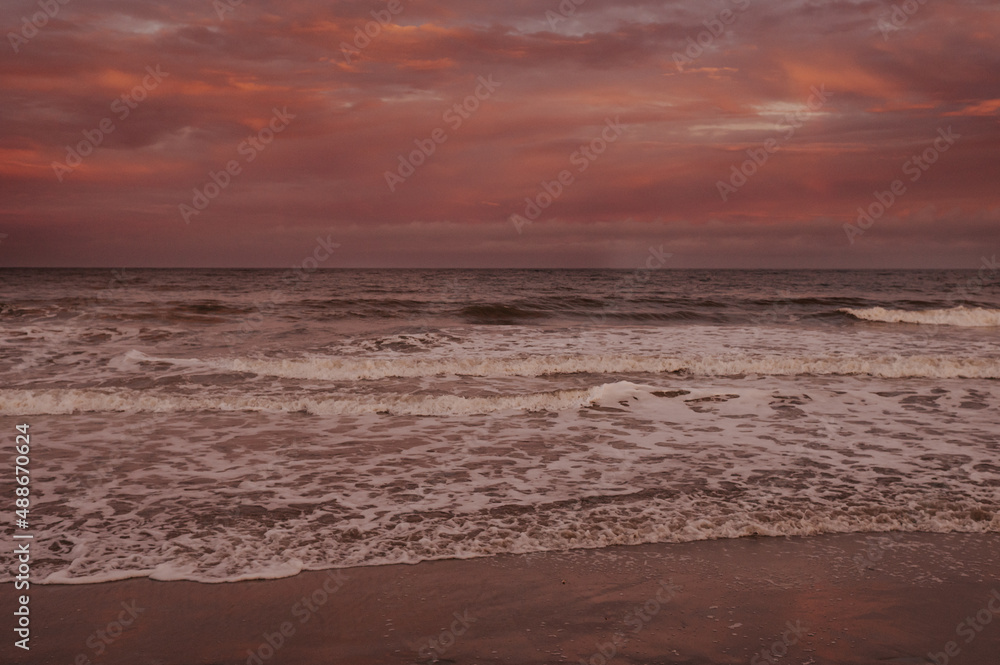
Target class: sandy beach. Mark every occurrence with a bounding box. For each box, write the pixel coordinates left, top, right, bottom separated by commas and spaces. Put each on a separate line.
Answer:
6, 532, 999, 665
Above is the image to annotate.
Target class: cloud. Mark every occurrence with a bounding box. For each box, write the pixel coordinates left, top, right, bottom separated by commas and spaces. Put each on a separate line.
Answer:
1, 0, 998, 266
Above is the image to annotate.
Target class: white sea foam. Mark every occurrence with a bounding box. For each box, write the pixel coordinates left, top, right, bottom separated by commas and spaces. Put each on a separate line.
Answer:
8, 324, 1000, 390
8, 375, 999, 585
0, 382, 765, 416
0, 386, 594, 416
841, 306, 1000, 327
211, 352, 1000, 380
98, 348, 1000, 384
42, 559, 307, 585
35, 493, 1000, 585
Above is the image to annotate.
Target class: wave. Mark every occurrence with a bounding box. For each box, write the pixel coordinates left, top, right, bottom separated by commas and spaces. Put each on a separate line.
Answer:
0, 386, 600, 416
84, 349, 1000, 384
350, 331, 462, 353
841, 306, 1000, 327
458, 303, 548, 323
0, 381, 754, 416
603, 310, 722, 322
1, 359, 995, 418
208, 352, 1000, 381
30, 492, 1000, 585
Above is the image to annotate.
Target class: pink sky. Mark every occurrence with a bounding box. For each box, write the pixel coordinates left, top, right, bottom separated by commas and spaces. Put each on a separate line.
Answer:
1, 0, 998, 267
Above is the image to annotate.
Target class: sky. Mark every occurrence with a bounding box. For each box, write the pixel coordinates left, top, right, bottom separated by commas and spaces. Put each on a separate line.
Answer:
0, 0, 998, 268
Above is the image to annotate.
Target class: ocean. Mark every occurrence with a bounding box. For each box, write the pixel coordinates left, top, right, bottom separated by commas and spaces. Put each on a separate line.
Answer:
1, 268, 998, 584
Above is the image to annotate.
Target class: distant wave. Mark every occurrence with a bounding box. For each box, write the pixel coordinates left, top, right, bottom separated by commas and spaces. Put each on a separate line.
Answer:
2, 381, 770, 417
105, 349, 1000, 383
2, 381, 761, 417
458, 303, 548, 323
209, 352, 1000, 381
0, 386, 597, 416
841, 306, 1000, 327
9, 347, 1000, 418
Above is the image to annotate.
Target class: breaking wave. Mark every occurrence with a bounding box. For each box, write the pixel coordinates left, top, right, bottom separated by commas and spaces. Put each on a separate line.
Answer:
211, 352, 1000, 381
0, 381, 750, 416
841, 306, 1000, 327
0, 386, 597, 416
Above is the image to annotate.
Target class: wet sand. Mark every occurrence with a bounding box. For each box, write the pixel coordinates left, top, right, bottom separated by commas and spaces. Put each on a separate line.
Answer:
6, 532, 1000, 665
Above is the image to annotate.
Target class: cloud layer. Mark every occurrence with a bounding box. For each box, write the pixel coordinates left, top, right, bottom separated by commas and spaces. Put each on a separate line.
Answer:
1, 0, 998, 266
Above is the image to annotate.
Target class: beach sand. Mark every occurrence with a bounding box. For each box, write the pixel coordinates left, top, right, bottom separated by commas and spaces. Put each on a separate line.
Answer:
7, 532, 1000, 665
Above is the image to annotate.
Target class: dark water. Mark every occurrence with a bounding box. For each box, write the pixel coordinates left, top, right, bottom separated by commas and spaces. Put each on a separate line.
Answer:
2, 268, 999, 329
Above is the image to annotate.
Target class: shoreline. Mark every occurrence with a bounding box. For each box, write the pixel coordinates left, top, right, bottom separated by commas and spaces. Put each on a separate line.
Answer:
5, 532, 1000, 664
